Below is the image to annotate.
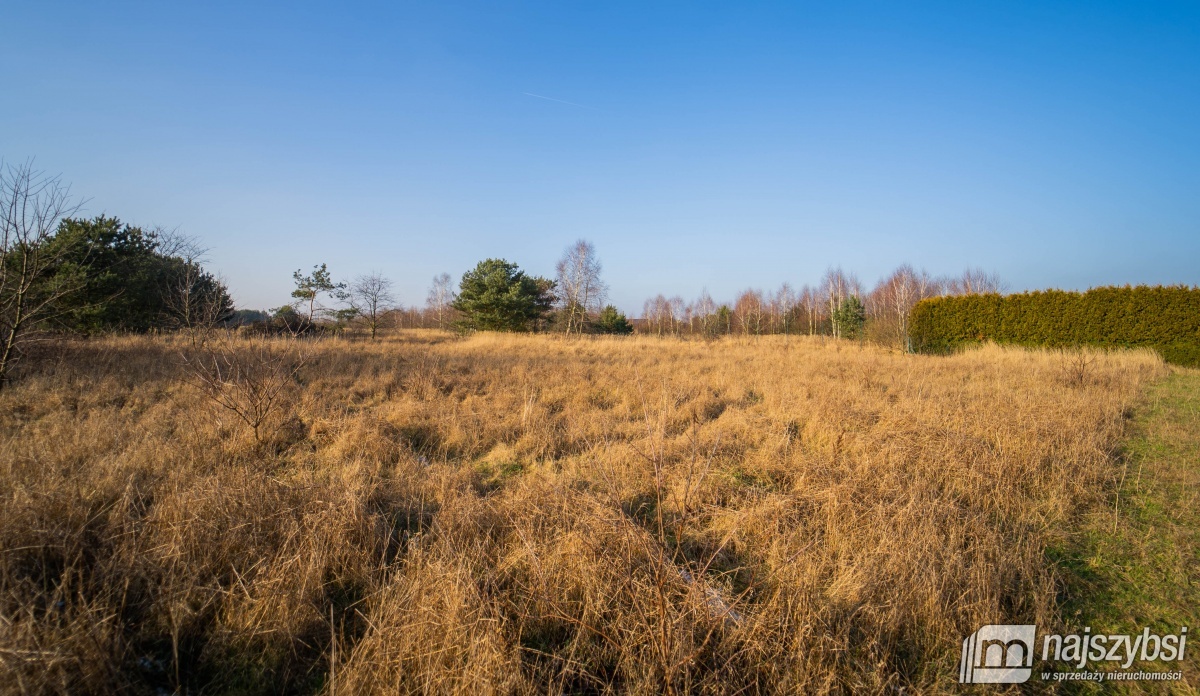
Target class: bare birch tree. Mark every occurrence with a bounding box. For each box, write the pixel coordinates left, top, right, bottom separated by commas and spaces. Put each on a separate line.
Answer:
555, 239, 608, 334
426, 272, 456, 329
797, 284, 818, 335
734, 289, 765, 336
643, 294, 678, 336
869, 264, 937, 351
668, 296, 685, 335
770, 283, 796, 334
694, 289, 717, 336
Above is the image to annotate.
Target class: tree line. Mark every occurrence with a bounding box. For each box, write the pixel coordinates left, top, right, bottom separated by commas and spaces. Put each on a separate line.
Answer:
1, 156, 1006, 384
636, 266, 1004, 348
257, 240, 1004, 348
308, 243, 1002, 346
3, 158, 1019, 390
247, 239, 634, 337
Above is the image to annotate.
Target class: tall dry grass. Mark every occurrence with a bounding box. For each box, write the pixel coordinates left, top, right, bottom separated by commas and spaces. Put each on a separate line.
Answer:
0, 331, 1166, 694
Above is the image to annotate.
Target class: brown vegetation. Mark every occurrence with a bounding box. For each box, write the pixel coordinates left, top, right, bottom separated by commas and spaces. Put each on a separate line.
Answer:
0, 331, 1167, 694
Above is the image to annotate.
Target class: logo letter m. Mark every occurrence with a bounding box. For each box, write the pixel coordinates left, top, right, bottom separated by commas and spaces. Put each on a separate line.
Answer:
959, 625, 1036, 684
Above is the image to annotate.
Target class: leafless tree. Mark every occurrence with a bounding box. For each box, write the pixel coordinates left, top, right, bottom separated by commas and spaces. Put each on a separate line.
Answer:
643, 296, 661, 335
158, 230, 229, 346
643, 294, 679, 336
350, 271, 396, 340
769, 283, 796, 334
733, 289, 765, 335
945, 267, 1005, 296
797, 284, 819, 335
555, 239, 608, 334
682, 301, 696, 334
0, 160, 86, 389
426, 272, 456, 329
388, 306, 424, 329
164, 264, 232, 346
693, 289, 717, 336
668, 296, 685, 335
868, 264, 940, 351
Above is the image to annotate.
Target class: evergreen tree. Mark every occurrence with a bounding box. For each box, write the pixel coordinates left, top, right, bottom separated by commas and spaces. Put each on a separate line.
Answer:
452, 259, 556, 332
594, 305, 633, 334
832, 295, 866, 340
716, 305, 733, 335
44, 216, 232, 333
291, 263, 347, 325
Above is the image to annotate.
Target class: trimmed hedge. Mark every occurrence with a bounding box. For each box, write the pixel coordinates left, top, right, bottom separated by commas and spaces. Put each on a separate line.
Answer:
909, 285, 1200, 366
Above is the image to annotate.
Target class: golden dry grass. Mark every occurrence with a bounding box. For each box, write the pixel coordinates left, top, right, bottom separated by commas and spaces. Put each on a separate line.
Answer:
0, 331, 1169, 694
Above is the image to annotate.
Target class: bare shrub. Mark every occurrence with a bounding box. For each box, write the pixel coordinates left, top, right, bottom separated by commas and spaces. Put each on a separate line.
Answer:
1062, 347, 1099, 388
181, 337, 307, 442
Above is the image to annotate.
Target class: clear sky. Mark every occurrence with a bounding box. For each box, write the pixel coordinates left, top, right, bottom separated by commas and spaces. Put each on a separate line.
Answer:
3, 1, 1198, 314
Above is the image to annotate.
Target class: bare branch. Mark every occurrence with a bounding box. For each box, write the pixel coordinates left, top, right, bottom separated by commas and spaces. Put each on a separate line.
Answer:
0, 159, 86, 388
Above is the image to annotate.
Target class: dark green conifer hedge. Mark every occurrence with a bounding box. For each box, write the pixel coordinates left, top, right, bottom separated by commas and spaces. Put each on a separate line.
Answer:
908, 286, 1200, 366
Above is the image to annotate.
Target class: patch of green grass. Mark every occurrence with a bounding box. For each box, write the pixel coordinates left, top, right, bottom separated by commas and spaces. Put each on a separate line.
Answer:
726, 466, 778, 491
1049, 370, 1200, 692
473, 459, 526, 492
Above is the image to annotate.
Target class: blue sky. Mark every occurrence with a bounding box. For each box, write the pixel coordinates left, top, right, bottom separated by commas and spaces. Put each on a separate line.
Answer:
3, 1, 1198, 313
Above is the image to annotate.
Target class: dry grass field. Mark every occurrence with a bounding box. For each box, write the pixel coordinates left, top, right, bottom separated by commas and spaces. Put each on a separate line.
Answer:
0, 331, 1183, 694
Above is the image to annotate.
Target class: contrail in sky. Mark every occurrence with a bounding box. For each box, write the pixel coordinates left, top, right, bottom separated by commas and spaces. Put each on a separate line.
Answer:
523, 92, 593, 109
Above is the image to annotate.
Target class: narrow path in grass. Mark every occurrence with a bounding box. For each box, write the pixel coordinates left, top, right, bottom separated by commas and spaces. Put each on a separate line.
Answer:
1051, 369, 1199, 692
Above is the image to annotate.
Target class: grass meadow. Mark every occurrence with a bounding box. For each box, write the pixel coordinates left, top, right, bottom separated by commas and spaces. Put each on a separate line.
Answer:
1, 331, 1193, 694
